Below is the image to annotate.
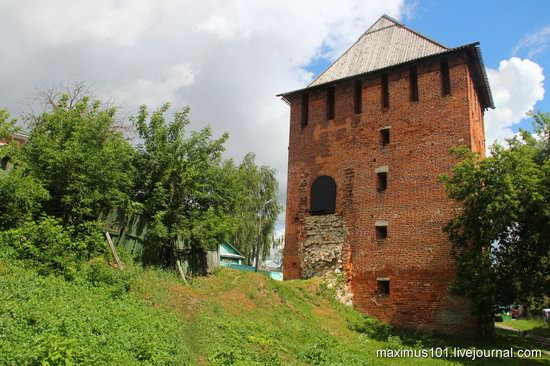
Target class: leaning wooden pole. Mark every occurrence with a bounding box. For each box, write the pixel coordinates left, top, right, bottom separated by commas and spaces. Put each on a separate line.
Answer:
105, 232, 125, 271
176, 259, 188, 284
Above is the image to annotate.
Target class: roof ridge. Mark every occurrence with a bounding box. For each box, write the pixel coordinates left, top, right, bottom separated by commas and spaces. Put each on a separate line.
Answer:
364, 14, 402, 34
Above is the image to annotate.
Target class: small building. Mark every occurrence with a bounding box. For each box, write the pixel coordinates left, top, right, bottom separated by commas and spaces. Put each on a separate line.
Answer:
219, 242, 245, 265
0, 132, 29, 147
1, 132, 29, 172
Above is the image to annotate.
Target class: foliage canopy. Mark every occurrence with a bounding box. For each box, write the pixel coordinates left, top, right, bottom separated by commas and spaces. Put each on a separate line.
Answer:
132, 104, 241, 257
442, 111, 550, 335
22, 95, 136, 226
233, 152, 282, 265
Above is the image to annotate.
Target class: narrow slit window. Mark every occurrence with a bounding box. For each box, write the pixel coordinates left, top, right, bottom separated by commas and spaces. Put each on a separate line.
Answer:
440, 57, 451, 96
301, 93, 309, 128
381, 73, 389, 108
376, 225, 388, 241
326, 86, 335, 120
409, 64, 418, 102
380, 128, 390, 146
377, 172, 387, 192
377, 279, 390, 296
354, 79, 362, 114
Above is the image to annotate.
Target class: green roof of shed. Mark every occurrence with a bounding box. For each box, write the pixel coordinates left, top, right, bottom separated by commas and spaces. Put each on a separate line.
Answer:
219, 242, 245, 260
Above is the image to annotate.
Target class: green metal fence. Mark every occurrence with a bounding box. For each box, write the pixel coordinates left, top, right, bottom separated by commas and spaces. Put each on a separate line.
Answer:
100, 208, 218, 274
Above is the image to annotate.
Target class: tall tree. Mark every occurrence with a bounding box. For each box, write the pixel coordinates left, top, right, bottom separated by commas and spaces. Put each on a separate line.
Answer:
132, 104, 240, 264
442, 111, 550, 336
21, 95, 136, 226
233, 153, 282, 267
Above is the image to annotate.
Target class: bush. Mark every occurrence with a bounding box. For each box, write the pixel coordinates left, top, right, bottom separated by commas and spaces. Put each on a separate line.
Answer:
0, 217, 105, 278
347, 315, 393, 341
300, 336, 337, 365
82, 257, 141, 298
0, 167, 49, 230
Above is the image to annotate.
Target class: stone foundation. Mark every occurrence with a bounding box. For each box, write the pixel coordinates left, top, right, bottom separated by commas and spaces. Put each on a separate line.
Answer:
302, 214, 346, 278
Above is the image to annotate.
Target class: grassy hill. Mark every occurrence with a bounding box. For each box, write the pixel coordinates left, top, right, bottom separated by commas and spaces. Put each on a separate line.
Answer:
0, 258, 548, 365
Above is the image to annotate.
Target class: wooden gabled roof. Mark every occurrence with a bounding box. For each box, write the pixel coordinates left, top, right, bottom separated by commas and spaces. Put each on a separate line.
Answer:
278, 15, 494, 110
309, 15, 448, 87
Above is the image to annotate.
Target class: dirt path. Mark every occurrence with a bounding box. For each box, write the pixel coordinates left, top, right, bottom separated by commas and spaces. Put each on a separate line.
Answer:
495, 323, 550, 353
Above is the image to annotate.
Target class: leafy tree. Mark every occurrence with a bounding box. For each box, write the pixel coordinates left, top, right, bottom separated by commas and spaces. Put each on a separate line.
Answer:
0, 109, 49, 230
233, 153, 282, 267
21, 95, 136, 226
442, 111, 550, 336
0, 108, 16, 139
132, 104, 240, 264
0, 216, 104, 278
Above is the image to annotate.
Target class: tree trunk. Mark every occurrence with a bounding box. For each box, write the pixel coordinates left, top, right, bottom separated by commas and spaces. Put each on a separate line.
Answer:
254, 215, 262, 272
478, 314, 495, 337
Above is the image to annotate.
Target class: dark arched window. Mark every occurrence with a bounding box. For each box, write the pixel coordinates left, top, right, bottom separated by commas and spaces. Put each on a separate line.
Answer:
310, 176, 336, 214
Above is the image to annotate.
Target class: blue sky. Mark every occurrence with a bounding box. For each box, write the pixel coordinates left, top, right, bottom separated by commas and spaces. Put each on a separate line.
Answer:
306, 0, 549, 135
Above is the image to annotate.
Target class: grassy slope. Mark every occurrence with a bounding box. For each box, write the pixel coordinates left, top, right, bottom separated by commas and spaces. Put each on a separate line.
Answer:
1, 260, 548, 366
501, 319, 550, 338
132, 268, 549, 366
0, 260, 191, 365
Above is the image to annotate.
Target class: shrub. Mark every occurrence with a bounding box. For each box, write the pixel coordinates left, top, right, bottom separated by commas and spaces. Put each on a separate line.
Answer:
0, 217, 105, 278
347, 315, 393, 341
0, 165, 49, 231
82, 258, 141, 298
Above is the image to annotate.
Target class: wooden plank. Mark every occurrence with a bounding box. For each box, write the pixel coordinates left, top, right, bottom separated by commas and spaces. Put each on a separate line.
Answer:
105, 232, 125, 271
176, 259, 188, 284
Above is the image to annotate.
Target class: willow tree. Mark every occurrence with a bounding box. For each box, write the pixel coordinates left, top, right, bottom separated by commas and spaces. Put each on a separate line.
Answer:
233, 153, 282, 268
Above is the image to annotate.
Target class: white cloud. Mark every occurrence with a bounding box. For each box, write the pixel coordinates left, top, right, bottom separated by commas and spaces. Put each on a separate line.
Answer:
113, 63, 200, 107
4, 0, 171, 46
196, 15, 249, 42
513, 26, 550, 59
484, 57, 545, 147
0, 0, 408, 223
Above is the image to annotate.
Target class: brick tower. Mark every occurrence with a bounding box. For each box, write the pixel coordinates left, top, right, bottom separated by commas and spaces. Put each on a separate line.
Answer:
278, 15, 493, 336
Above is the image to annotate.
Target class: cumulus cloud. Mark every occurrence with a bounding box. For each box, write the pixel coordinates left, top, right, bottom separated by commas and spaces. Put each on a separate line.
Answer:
0, 0, 407, 223
196, 15, 249, 42
112, 63, 201, 107
484, 57, 545, 147
5, 0, 169, 46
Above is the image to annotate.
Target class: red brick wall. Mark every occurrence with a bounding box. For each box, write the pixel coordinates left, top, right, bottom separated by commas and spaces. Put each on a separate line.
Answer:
283, 52, 485, 336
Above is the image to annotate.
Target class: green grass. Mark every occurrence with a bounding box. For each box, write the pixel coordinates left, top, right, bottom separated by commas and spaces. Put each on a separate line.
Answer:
1, 258, 549, 365
0, 260, 191, 365
501, 319, 550, 338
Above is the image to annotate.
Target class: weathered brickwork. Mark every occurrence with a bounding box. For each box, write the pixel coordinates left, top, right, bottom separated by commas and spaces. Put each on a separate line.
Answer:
283, 51, 487, 336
